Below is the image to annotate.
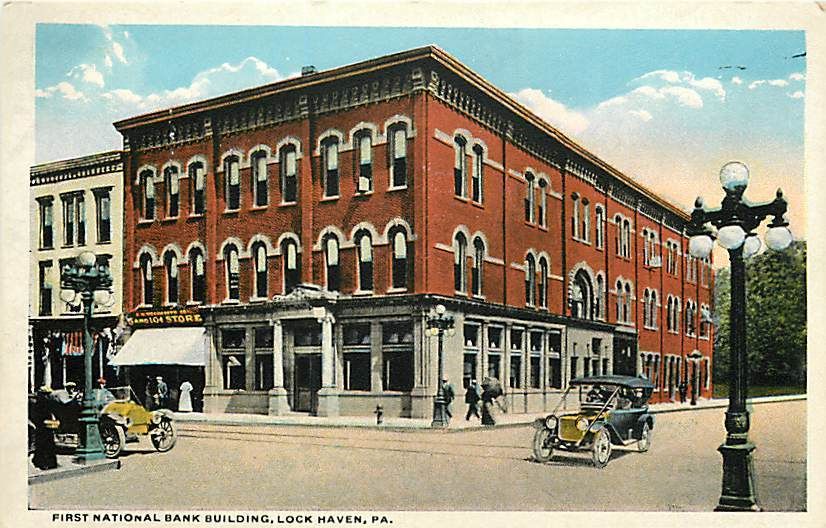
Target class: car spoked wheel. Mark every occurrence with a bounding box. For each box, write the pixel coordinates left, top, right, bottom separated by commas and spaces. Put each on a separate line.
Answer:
532, 428, 554, 463
99, 420, 125, 458
637, 423, 652, 453
591, 428, 612, 468
150, 419, 177, 452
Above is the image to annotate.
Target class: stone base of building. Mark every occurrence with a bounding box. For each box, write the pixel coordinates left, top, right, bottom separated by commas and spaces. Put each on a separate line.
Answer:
267, 387, 291, 415
315, 388, 340, 417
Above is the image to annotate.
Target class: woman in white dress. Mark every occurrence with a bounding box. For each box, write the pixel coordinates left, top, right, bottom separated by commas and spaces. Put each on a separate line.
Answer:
178, 380, 193, 412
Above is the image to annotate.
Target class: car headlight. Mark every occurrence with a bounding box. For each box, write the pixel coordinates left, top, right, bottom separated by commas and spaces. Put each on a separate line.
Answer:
545, 415, 558, 430
151, 412, 162, 424
576, 417, 590, 431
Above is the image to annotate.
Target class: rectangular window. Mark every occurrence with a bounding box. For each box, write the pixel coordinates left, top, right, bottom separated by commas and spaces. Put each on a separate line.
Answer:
226, 158, 240, 210
94, 188, 111, 243
344, 351, 371, 391
487, 353, 501, 380
570, 356, 578, 380
38, 198, 53, 249
294, 322, 322, 347
471, 148, 483, 203
358, 135, 372, 192
192, 164, 206, 214
548, 357, 562, 389
221, 328, 246, 390
382, 350, 413, 391
63, 196, 74, 246
530, 356, 541, 388
253, 326, 273, 390
463, 353, 477, 389
167, 168, 180, 217
324, 142, 339, 197
39, 261, 52, 316
255, 155, 268, 206
282, 149, 297, 203
391, 128, 407, 188
510, 354, 522, 389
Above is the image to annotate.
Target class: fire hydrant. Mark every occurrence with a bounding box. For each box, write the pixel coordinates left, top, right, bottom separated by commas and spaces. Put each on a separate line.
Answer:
374, 404, 384, 425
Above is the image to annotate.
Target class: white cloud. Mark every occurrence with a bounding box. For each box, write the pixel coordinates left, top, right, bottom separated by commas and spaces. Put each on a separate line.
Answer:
632, 69, 725, 100
768, 79, 789, 87
748, 80, 766, 90
68, 63, 104, 88
629, 109, 653, 122
111, 41, 128, 65
104, 54, 113, 68
37, 81, 86, 101
509, 88, 589, 136
731, 76, 743, 85
101, 88, 143, 105
789, 72, 805, 82
635, 70, 682, 84
685, 75, 725, 100
660, 86, 703, 108
788, 90, 805, 99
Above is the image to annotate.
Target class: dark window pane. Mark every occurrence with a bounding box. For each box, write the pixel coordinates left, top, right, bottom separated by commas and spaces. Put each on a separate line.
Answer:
254, 327, 274, 349
222, 354, 246, 390
382, 322, 413, 344
530, 356, 541, 388
463, 353, 476, 389
343, 324, 371, 346
221, 328, 246, 349
255, 354, 273, 390
488, 354, 501, 379
344, 352, 371, 391
510, 356, 522, 388
382, 350, 413, 391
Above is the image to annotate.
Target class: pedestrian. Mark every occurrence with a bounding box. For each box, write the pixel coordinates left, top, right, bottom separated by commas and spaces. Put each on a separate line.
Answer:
178, 380, 193, 412
31, 386, 58, 470
441, 378, 455, 423
481, 377, 505, 426
144, 376, 155, 410
678, 380, 688, 403
464, 379, 481, 421
155, 376, 169, 409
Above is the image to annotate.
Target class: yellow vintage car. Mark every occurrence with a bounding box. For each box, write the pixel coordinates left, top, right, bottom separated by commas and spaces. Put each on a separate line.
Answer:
98, 386, 177, 457
532, 375, 655, 468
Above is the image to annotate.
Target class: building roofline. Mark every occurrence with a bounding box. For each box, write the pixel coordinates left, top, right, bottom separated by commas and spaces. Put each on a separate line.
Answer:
31, 150, 123, 176
112, 45, 688, 220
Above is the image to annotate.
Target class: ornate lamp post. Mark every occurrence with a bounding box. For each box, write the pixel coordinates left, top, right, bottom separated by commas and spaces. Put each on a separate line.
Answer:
425, 304, 455, 428
687, 161, 792, 512
59, 251, 115, 463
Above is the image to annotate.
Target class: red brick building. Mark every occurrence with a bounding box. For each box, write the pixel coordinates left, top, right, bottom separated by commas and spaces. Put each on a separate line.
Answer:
114, 46, 713, 417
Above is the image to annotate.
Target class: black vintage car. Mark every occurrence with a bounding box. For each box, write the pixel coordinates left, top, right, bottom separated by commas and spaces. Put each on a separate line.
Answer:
532, 375, 655, 468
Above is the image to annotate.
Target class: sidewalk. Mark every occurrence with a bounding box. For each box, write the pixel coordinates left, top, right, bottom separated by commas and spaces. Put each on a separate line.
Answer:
28, 454, 120, 484
173, 393, 806, 432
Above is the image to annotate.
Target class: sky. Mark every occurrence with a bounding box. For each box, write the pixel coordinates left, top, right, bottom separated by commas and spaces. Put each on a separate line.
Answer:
35, 25, 807, 242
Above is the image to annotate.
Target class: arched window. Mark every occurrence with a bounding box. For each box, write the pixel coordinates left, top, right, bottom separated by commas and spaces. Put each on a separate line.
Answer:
538, 257, 549, 308
685, 300, 695, 335
643, 289, 651, 327
356, 230, 373, 292
614, 215, 623, 256
595, 274, 604, 318
525, 254, 536, 306
356, 132, 372, 192
253, 242, 268, 298
472, 237, 485, 297
164, 166, 179, 218
472, 144, 484, 203
224, 244, 240, 301
666, 296, 673, 332
140, 253, 153, 305
571, 194, 580, 239
190, 247, 206, 303
454, 136, 467, 198
525, 173, 535, 223
616, 280, 624, 321
650, 290, 658, 328
595, 206, 605, 249
622, 219, 631, 258
252, 151, 269, 207
224, 155, 241, 210
571, 270, 593, 319
538, 179, 548, 228
281, 238, 300, 293
164, 251, 179, 304
454, 232, 467, 293
190, 162, 206, 214
141, 169, 155, 220
390, 125, 407, 188
623, 283, 631, 323
324, 234, 340, 292
322, 138, 340, 198
581, 198, 590, 242
280, 145, 298, 204
391, 229, 408, 290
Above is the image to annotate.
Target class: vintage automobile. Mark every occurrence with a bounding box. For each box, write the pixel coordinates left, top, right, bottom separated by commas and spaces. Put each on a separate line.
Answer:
28, 386, 177, 458
532, 375, 655, 468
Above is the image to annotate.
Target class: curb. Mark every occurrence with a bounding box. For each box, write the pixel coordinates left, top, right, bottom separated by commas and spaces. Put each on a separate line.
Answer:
174, 394, 807, 433
28, 458, 121, 485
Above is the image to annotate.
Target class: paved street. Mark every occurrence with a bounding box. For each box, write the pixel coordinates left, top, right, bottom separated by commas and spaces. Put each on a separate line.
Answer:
29, 400, 805, 511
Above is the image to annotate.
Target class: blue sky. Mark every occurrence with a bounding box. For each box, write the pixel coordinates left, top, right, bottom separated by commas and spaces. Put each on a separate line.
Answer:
35, 25, 806, 236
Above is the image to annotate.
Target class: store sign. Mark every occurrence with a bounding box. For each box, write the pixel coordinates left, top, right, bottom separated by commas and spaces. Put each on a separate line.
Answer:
128, 307, 202, 328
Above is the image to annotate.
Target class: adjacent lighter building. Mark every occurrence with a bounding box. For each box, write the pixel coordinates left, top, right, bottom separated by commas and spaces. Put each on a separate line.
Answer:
113, 46, 713, 418
29, 151, 124, 391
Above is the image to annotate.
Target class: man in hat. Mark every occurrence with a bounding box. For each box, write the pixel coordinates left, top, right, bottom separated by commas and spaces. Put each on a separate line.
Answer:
441, 378, 455, 424
31, 386, 58, 470
155, 376, 169, 409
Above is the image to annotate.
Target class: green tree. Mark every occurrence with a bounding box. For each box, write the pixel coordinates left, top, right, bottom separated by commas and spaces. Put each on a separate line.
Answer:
713, 240, 806, 387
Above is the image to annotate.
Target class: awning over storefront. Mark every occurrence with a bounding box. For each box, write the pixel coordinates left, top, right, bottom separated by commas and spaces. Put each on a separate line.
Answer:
110, 327, 206, 366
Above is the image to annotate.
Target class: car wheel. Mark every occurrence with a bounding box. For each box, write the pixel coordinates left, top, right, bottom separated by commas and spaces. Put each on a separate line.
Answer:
150, 419, 177, 452
591, 428, 612, 468
638, 422, 652, 452
99, 420, 125, 458
532, 428, 554, 462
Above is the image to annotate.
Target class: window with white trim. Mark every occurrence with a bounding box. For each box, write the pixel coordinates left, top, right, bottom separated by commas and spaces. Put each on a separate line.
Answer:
282, 238, 300, 293
38, 197, 54, 249
190, 162, 206, 214
165, 165, 180, 217
61, 192, 85, 246
224, 156, 240, 210
252, 151, 269, 207
356, 132, 373, 193
453, 232, 467, 293
93, 188, 111, 243
538, 179, 547, 228
356, 230, 373, 292
471, 236, 484, 297
190, 247, 206, 303
225, 244, 240, 301
571, 193, 580, 239
140, 169, 155, 220
595, 206, 604, 249
390, 126, 407, 188
322, 138, 339, 198
253, 242, 268, 299
140, 253, 153, 305
391, 229, 408, 290
525, 254, 536, 306
472, 144, 484, 203
538, 257, 549, 308
324, 234, 340, 292
280, 146, 298, 203
164, 251, 179, 305
525, 173, 535, 223
454, 136, 467, 198
581, 199, 591, 243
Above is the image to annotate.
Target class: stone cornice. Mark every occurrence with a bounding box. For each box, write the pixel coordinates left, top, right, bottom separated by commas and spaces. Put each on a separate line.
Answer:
30, 151, 123, 187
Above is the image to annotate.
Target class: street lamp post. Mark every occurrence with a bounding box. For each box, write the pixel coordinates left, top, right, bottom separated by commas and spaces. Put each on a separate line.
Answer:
60, 251, 115, 463
425, 304, 455, 428
687, 161, 792, 512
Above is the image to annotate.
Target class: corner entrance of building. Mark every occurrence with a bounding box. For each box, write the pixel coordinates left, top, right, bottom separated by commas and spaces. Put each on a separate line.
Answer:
293, 354, 321, 413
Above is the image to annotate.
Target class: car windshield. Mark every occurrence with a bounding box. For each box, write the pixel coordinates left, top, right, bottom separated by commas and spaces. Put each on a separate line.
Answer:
578, 384, 617, 407
106, 386, 137, 402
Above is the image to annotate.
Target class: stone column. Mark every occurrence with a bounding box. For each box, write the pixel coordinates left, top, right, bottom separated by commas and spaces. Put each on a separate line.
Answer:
370, 321, 383, 392
202, 324, 222, 413
316, 312, 339, 417
268, 319, 290, 415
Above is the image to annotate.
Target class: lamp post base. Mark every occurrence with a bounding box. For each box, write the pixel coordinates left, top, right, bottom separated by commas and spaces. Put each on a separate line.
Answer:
715, 441, 761, 512
431, 397, 448, 428
73, 407, 105, 464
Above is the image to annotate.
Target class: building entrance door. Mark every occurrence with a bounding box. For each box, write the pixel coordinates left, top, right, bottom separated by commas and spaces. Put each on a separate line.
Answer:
293, 354, 321, 413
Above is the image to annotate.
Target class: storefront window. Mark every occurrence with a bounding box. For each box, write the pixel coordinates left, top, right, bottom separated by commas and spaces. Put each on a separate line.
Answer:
343, 323, 371, 392
293, 323, 321, 347
253, 326, 273, 391
382, 321, 413, 391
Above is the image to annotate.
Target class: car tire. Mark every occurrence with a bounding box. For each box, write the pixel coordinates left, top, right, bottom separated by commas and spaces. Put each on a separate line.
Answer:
150, 419, 177, 452
591, 428, 612, 468
532, 428, 554, 462
99, 420, 125, 458
637, 422, 652, 452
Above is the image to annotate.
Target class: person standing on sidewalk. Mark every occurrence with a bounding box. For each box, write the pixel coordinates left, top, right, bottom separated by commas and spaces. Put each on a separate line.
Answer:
464, 379, 481, 421
178, 380, 193, 412
155, 376, 169, 409
442, 378, 455, 424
